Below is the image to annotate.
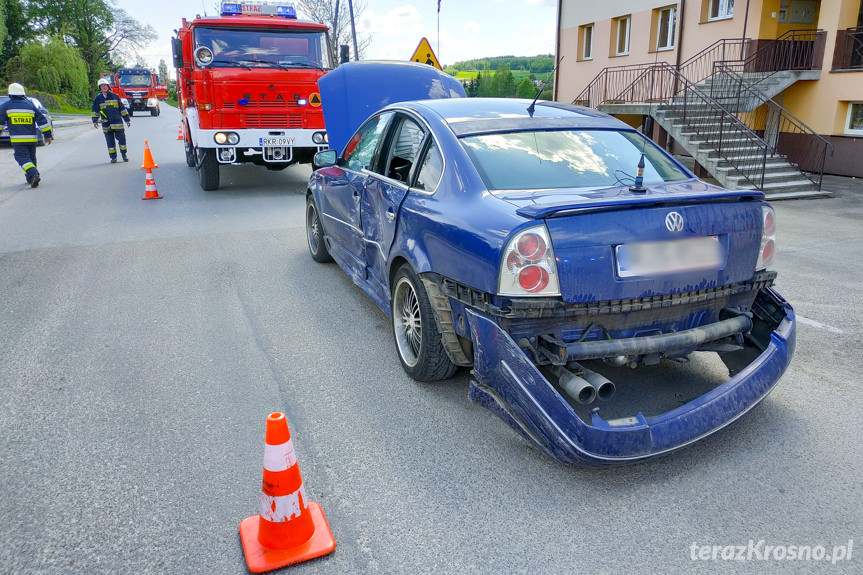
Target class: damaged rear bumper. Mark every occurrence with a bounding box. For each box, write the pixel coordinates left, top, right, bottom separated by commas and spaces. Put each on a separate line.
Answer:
466, 288, 796, 467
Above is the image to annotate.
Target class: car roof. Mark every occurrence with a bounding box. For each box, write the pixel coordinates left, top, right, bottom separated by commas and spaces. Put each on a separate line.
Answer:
399, 98, 632, 137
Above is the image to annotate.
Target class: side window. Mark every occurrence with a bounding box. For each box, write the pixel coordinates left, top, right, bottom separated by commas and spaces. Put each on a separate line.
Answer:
384, 117, 425, 183
414, 140, 443, 192
344, 112, 394, 172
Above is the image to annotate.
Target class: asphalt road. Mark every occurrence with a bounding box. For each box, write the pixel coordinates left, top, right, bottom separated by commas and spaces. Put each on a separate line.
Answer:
1, 106, 860, 574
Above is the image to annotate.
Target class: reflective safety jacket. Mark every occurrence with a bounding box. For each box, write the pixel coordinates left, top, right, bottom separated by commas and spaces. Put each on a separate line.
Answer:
0, 95, 53, 144
91, 91, 129, 132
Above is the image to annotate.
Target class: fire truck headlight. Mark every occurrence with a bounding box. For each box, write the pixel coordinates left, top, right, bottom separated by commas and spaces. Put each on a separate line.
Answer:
121, 98, 130, 108
147, 98, 158, 107
194, 46, 214, 67
214, 132, 239, 145
312, 131, 328, 145
297, 99, 308, 106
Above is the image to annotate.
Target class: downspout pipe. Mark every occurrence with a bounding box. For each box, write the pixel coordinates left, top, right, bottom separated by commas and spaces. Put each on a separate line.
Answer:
554, 0, 563, 101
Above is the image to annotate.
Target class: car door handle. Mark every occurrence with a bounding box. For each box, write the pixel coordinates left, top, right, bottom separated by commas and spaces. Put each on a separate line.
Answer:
385, 209, 395, 222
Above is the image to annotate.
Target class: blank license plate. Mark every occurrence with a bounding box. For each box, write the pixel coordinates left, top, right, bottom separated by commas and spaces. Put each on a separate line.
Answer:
616, 236, 724, 278
260, 137, 294, 146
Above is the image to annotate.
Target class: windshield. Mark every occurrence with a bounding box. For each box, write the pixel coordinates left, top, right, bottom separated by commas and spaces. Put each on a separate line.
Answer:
118, 74, 153, 88
460, 129, 690, 191
194, 27, 333, 69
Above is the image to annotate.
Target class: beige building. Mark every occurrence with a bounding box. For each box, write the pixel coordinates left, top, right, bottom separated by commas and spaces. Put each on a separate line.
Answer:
554, 0, 863, 187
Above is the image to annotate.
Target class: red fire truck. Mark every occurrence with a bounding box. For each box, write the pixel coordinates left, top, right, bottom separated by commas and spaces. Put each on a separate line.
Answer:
155, 74, 169, 100
172, 2, 332, 190
114, 68, 161, 117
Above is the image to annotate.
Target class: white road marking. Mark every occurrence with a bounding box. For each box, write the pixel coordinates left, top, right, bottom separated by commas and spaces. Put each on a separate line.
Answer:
796, 315, 843, 334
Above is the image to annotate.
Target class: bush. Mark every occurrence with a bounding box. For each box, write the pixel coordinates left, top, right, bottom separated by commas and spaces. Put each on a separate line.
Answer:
4, 38, 90, 108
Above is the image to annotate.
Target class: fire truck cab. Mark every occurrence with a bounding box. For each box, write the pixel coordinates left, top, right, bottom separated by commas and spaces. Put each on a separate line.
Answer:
172, 2, 332, 190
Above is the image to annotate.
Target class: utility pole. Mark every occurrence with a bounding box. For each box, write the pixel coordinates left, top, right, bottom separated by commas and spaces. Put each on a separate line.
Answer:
348, 0, 359, 61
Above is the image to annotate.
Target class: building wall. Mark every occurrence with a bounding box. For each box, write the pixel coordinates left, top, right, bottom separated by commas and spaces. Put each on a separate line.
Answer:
555, 0, 863, 176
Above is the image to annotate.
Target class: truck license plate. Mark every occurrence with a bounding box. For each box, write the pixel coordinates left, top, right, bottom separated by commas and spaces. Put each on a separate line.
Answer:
616, 236, 724, 278
260, 137, 294, 146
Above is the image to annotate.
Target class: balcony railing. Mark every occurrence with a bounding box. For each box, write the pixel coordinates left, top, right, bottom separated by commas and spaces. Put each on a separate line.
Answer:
833, 27, 863, 70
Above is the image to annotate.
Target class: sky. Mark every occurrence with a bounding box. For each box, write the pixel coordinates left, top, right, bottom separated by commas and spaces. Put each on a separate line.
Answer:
117, 0, 557, 77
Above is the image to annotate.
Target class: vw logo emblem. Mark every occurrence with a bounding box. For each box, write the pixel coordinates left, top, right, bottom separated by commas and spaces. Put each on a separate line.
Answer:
665, 211, 684, 232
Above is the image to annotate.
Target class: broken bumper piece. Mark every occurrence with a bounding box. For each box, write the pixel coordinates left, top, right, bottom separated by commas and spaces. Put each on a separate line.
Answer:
465, 293, 796, 467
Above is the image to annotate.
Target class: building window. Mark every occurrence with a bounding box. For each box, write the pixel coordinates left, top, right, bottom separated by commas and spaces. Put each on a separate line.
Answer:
582, 24, 594, 60
708, 0, 734, 21
847, 103, 863, 135
657, 7, 677, 51
615, 16, 631, 56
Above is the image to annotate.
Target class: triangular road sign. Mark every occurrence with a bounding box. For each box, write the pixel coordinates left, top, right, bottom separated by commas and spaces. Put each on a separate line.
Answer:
410, 37, 442, 70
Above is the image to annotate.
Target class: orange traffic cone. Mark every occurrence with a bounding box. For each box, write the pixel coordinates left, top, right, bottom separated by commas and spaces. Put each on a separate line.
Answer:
141, 140, 158, 169
142, 168, 162, 200
239, 412, 336, 573
176, 124, 184, 140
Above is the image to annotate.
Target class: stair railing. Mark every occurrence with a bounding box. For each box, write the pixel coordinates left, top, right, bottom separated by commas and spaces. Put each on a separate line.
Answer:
616, 62, 779, 190
706, 63, 832, 190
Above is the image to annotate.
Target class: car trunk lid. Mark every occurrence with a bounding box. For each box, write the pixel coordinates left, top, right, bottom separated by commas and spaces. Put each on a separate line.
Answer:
498, 182, 765, 303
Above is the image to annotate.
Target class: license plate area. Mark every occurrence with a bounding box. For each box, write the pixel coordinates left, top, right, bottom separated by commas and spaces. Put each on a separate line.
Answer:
260, 137, 294, 146
616, 236, 724, 278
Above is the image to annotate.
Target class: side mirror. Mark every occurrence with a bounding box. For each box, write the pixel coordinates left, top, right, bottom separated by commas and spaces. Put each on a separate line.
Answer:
313, 150, 338, 170
172, 38, 185, 69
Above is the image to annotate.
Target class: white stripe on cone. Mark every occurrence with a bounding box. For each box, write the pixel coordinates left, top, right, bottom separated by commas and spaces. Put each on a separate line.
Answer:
263, 439, 297, 472
260, 484, 308, 522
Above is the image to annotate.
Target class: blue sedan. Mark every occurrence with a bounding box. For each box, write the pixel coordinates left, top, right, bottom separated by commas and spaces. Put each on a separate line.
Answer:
306, 62, 795, 466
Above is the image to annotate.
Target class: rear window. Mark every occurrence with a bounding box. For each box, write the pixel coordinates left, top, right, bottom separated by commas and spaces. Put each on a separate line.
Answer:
460, 129, 689, 191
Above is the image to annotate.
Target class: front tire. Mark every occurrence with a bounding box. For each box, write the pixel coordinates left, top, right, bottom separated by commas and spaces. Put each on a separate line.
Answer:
184, 135, 195, 167
391, 265, 457, 381
306, 195, 333, 263
197, 148, 219, 191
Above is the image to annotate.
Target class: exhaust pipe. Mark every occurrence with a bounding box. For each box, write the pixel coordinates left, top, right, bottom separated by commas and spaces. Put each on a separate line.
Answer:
582, 368, 616, 402
550, 365, 596, 405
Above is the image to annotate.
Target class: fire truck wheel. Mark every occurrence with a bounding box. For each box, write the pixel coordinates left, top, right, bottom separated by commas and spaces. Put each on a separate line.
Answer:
197, 149, 220, 191
184, 138, 195, 168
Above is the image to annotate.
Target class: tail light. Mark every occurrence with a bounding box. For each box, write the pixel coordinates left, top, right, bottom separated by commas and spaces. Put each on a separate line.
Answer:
498, 225, 560, 296
757, 204, 776, 270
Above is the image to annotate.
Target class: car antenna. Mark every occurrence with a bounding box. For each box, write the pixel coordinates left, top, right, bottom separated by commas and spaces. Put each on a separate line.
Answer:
527, 56, 563, 117
630, 51, 661, 193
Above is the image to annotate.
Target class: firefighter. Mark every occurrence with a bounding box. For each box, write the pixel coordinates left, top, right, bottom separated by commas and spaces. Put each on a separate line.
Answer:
91, 78, 131, 163
0, 82, 53, 188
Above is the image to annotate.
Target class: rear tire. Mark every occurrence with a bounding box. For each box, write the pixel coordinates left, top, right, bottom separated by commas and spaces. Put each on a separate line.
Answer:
197, 148, 219, 191
306, 195, 333, 263
391, 265, 458, 381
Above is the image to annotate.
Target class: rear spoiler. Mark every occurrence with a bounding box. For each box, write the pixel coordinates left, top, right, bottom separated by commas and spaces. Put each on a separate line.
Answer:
515, 190, 764, 219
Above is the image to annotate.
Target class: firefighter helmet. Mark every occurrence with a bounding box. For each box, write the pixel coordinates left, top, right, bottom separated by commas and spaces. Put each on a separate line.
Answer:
98, 78, 111, 87
7, 83, 26, 96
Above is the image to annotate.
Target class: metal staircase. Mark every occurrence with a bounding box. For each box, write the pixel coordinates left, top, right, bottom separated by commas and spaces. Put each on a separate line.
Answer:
574, 32, 832, 199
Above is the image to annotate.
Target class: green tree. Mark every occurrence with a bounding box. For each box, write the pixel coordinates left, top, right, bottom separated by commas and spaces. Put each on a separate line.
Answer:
516, 77, 535, 99
158, 58, 168, 78
492, 63, 515, 98
1, 0, 31, 82
29, 1, 155, 92
4, 36, 89, 105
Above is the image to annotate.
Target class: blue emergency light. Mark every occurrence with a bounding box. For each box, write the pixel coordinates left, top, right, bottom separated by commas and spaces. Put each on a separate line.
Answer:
220, 2, 297, 17
221, 3, 242, 15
